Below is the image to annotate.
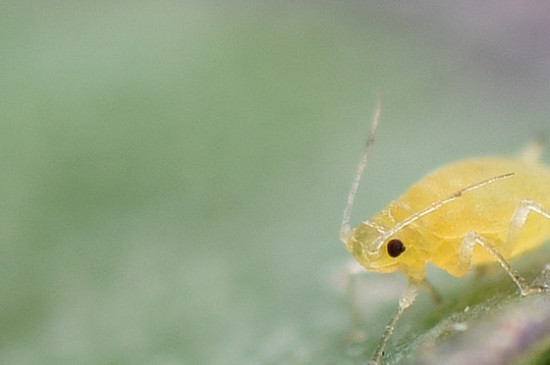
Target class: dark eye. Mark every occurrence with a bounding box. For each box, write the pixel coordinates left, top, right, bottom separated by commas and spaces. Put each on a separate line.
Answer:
387, 239, 406, 257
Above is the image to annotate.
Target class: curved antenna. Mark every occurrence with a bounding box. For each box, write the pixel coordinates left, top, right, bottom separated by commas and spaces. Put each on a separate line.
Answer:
340, 99, 382, 243
373, 172, 516, 249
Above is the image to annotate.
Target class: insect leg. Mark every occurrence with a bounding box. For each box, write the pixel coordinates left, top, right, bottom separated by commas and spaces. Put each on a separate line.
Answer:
369, 281, 419, 365
419, 278, 443, 304
504, 199, 550, 255
459, 231, 537, 296
343, 261, 438, 340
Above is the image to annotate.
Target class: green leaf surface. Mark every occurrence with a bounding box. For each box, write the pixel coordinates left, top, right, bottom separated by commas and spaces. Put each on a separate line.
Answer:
2, 2, 550, 365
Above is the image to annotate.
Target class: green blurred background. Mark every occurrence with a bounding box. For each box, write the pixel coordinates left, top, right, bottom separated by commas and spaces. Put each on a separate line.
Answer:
2, 2, 550, 364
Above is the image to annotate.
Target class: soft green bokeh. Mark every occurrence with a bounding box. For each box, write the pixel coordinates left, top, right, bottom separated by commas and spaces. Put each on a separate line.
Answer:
2, 2, 550, 364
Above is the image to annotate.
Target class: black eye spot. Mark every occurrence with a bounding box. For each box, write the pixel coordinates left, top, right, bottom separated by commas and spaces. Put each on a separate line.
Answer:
387, 239, 406, 258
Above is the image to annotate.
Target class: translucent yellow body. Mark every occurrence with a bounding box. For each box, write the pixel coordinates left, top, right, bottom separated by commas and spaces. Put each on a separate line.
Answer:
345, 155, 550, 282
340, 103, 550, 365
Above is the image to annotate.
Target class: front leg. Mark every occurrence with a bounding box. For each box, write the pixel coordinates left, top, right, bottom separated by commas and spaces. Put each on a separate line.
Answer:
459, 231, 539, 296
368, 281, 419, 365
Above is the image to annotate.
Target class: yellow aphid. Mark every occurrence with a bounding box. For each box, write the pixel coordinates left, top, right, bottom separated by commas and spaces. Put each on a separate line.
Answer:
340, 102, 550, 365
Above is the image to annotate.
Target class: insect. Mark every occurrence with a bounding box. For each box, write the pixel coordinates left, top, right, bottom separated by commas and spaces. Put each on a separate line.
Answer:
340, 101, 550, 365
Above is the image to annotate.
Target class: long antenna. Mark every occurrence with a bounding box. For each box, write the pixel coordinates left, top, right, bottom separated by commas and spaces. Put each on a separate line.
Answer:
340, 99, 381, 243
375, 172, 515, 248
